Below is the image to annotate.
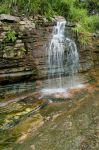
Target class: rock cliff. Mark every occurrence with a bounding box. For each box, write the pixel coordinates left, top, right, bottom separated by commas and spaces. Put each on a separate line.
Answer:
0, 14, 99, 84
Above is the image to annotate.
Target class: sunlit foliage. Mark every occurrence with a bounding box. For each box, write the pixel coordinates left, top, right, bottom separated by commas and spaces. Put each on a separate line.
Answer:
0, 0, 99, 34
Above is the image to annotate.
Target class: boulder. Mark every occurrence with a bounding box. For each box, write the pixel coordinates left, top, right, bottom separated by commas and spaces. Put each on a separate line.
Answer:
0, 14, 20, 22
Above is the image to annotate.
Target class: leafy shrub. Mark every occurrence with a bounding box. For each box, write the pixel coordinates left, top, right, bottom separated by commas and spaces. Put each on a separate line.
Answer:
82, 15, 99, 32
69, 7, 87, 22
0, 4, 10, 14
0, 0, 99, 36
5, 30, 17, 43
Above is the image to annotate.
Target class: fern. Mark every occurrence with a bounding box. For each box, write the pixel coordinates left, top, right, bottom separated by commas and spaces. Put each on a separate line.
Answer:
6, 30, 17, 43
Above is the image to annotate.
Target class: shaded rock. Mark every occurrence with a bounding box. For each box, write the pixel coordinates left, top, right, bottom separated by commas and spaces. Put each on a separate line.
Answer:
0, 14, 20, 22
0, 21, 2, 25
35, 80, 42, 88
66, 21, 76, 27
93, 31, 99, 38
0, 69, 35, 84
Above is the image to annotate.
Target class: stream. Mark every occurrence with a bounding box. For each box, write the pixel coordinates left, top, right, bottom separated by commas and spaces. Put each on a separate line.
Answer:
0, 70, 99, 150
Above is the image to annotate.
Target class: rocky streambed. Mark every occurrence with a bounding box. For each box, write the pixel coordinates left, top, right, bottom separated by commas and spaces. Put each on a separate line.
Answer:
0, 69, 99, 150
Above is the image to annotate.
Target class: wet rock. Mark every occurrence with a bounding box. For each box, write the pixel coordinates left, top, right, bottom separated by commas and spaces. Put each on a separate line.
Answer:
35, 80, 42, 88
15, 113, 44, 143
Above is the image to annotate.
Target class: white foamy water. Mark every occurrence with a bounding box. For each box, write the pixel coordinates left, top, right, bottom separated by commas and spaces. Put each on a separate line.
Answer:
41, 88, 67, 95
41, 19, 83, 95
48, 20, 66, 86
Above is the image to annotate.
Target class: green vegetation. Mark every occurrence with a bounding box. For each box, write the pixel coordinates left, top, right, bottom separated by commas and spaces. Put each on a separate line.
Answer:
0, 3, 10, 14
0, 0, 99, 43
5, 30, 17, 43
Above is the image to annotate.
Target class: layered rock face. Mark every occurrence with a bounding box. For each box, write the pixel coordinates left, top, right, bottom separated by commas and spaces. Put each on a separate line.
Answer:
65, 25, 99, 73
78, 35, 99, 72
0, 14, 99, 84
0, 15, 54, 84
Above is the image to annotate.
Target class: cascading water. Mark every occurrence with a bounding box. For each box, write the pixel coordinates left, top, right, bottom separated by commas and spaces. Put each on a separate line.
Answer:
66, 38, 79, 74
48, 20, 66, 90
65, 38, 80, 88
42, 19, 82, 95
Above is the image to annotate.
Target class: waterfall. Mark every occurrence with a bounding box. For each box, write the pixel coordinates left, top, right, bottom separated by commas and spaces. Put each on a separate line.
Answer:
65, 37, 80, 88
41, 19, 81, 94
65, 38, 79, 75
48, 20, 66, 89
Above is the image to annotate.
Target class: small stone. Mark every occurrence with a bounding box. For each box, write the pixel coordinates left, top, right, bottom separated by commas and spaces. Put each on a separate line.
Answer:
17, 134, 27, 143
32, 22, 35, 28
52, 114, 60, 120
1, 32, 6, 38
14, 116, 19, 119
19, 21, 26, 25
19, 25, 26, 31
46, 116, 50, 121
96, 123, 99, 130
16, 112, 23, 116
30, 145, 35, 150
19, 19, 35, 29
0, 39, 3, 42
25, 108, 31, 112
16, 40, 22, 44
0, 21, 2, 25
17, 51, 22, 57
15, 43, 24, 48
3, 25, 11, 31
43, 17, 48, 23
36, 80, 42, 87
5, 119, 10, 123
